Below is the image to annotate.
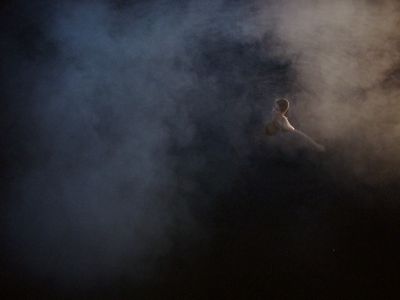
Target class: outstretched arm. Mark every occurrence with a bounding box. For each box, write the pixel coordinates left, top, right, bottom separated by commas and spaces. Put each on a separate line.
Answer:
293, 129, 325, 152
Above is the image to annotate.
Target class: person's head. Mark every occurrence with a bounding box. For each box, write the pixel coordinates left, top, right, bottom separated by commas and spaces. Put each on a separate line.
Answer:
274, 98, 290, 115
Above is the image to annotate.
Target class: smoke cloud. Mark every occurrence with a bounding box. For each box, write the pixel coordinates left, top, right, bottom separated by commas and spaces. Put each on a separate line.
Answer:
256, 0, 400, 183
4, 0, 286, 288
3, 0, 400, 294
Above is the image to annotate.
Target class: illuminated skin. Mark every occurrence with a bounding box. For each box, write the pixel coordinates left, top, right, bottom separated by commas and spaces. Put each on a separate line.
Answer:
266, 100, 325, 152
272, 103, 295, 132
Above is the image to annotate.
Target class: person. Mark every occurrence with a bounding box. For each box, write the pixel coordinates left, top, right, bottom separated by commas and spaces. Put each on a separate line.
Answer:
265, 98, 325, 152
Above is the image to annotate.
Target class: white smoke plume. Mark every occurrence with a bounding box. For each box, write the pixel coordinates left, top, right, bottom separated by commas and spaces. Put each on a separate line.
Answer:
256, 0, 400, 183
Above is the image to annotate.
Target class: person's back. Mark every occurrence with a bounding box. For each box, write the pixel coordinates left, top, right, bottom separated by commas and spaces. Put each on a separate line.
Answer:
272, 112, 295, 132
265, 98, 295, 135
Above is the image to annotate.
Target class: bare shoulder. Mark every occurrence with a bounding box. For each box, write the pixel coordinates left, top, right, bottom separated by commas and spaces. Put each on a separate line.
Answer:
282, 115, 295, 131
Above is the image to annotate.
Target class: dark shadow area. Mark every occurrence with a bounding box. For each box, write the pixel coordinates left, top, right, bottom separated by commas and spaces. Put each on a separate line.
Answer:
1, 1, 400, 299
3, 148, 400, 299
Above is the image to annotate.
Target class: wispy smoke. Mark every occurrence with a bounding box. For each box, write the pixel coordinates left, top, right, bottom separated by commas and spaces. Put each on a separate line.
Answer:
5, 0, 285, 288
256, 0, 400, 183
4, 0, 400, 291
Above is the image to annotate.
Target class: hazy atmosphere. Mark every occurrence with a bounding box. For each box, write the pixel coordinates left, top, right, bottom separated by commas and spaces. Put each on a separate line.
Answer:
1, 0, 400, 299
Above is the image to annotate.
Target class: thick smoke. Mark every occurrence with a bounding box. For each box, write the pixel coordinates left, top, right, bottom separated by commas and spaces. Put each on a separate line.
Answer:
4, 0, 284, 288
257, 0, 400, 183
3, 0, 400, 293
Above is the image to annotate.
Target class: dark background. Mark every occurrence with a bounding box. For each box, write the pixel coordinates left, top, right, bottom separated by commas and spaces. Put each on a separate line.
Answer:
1, 0, 400, 299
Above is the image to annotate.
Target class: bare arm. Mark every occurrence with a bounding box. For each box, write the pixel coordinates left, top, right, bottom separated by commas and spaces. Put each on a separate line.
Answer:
293, 129, 325, 152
